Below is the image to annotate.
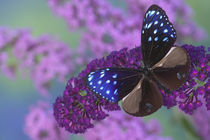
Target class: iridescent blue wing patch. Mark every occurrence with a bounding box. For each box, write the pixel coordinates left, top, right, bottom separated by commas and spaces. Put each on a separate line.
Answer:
141, 4, 177, 67
85, 68, 143, 102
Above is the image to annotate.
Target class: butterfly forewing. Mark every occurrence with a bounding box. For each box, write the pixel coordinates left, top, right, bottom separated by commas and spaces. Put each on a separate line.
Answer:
85, 68, 143, 102
141, 4, 177, 67
152, 47, 191, 90
122, 77, 163, 117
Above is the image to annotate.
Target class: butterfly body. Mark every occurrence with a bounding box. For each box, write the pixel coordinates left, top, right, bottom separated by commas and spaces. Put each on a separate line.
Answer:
84, 5, 191, 117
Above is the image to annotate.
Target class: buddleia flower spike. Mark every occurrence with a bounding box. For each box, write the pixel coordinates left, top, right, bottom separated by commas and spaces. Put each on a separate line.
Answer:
53, 4, 209, 134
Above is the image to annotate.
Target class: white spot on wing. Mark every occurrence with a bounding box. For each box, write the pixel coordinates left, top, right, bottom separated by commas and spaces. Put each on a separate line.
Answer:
149, 10, 155, 16
90, 72, 95, 75
154, 29, 157, 34
146, 11, 151, 18
112, 74, 117, 78
113, 81, 117, 85
154, 37, 158, 41
148, 36, 152, 42
147, 22, 153, 29
163, 37, 169, 42
88, 76, 93, 81
106, 90, 110, 94
114, 89, 118, 95
144, 24, 148, 29
154, 21, 158, 25
100, 73, 105, 78
98, 80, 102, 84
111, 97, 115, 101
164, 29, 168, 33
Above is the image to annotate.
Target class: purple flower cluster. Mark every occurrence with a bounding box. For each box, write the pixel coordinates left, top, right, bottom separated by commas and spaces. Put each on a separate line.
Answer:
0, 28, 74, 95
84, 111, 172, 140
192, 100, 210, 140
48, 0, 206, 63
24, 101, 69, 140
54, 44, 209, 134
163, 45, 209, 114
54, 47, 141, 133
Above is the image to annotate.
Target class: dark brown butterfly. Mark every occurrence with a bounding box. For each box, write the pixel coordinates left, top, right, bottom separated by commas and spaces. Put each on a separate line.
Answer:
84, 5, 191, 117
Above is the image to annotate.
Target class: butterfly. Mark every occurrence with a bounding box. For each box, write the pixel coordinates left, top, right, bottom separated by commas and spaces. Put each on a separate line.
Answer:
84, 4, 191, 117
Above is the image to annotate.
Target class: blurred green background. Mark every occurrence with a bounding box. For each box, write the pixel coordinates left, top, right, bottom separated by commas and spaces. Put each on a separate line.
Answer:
0, 0, 209, 140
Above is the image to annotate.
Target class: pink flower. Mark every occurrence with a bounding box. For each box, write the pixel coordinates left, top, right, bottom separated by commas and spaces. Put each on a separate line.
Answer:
24, 101, 70, 140
192, 99, 210, 140
84, 111, 172, 140
0, 28, 75, 95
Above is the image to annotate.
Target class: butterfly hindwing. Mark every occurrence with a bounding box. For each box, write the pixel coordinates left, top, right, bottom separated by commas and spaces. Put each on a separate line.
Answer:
122, 77, 163, 116
152, 47, 191, 90
141, 4, 177, 67
85, 68, 142, 102
121, 78, 144, 116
